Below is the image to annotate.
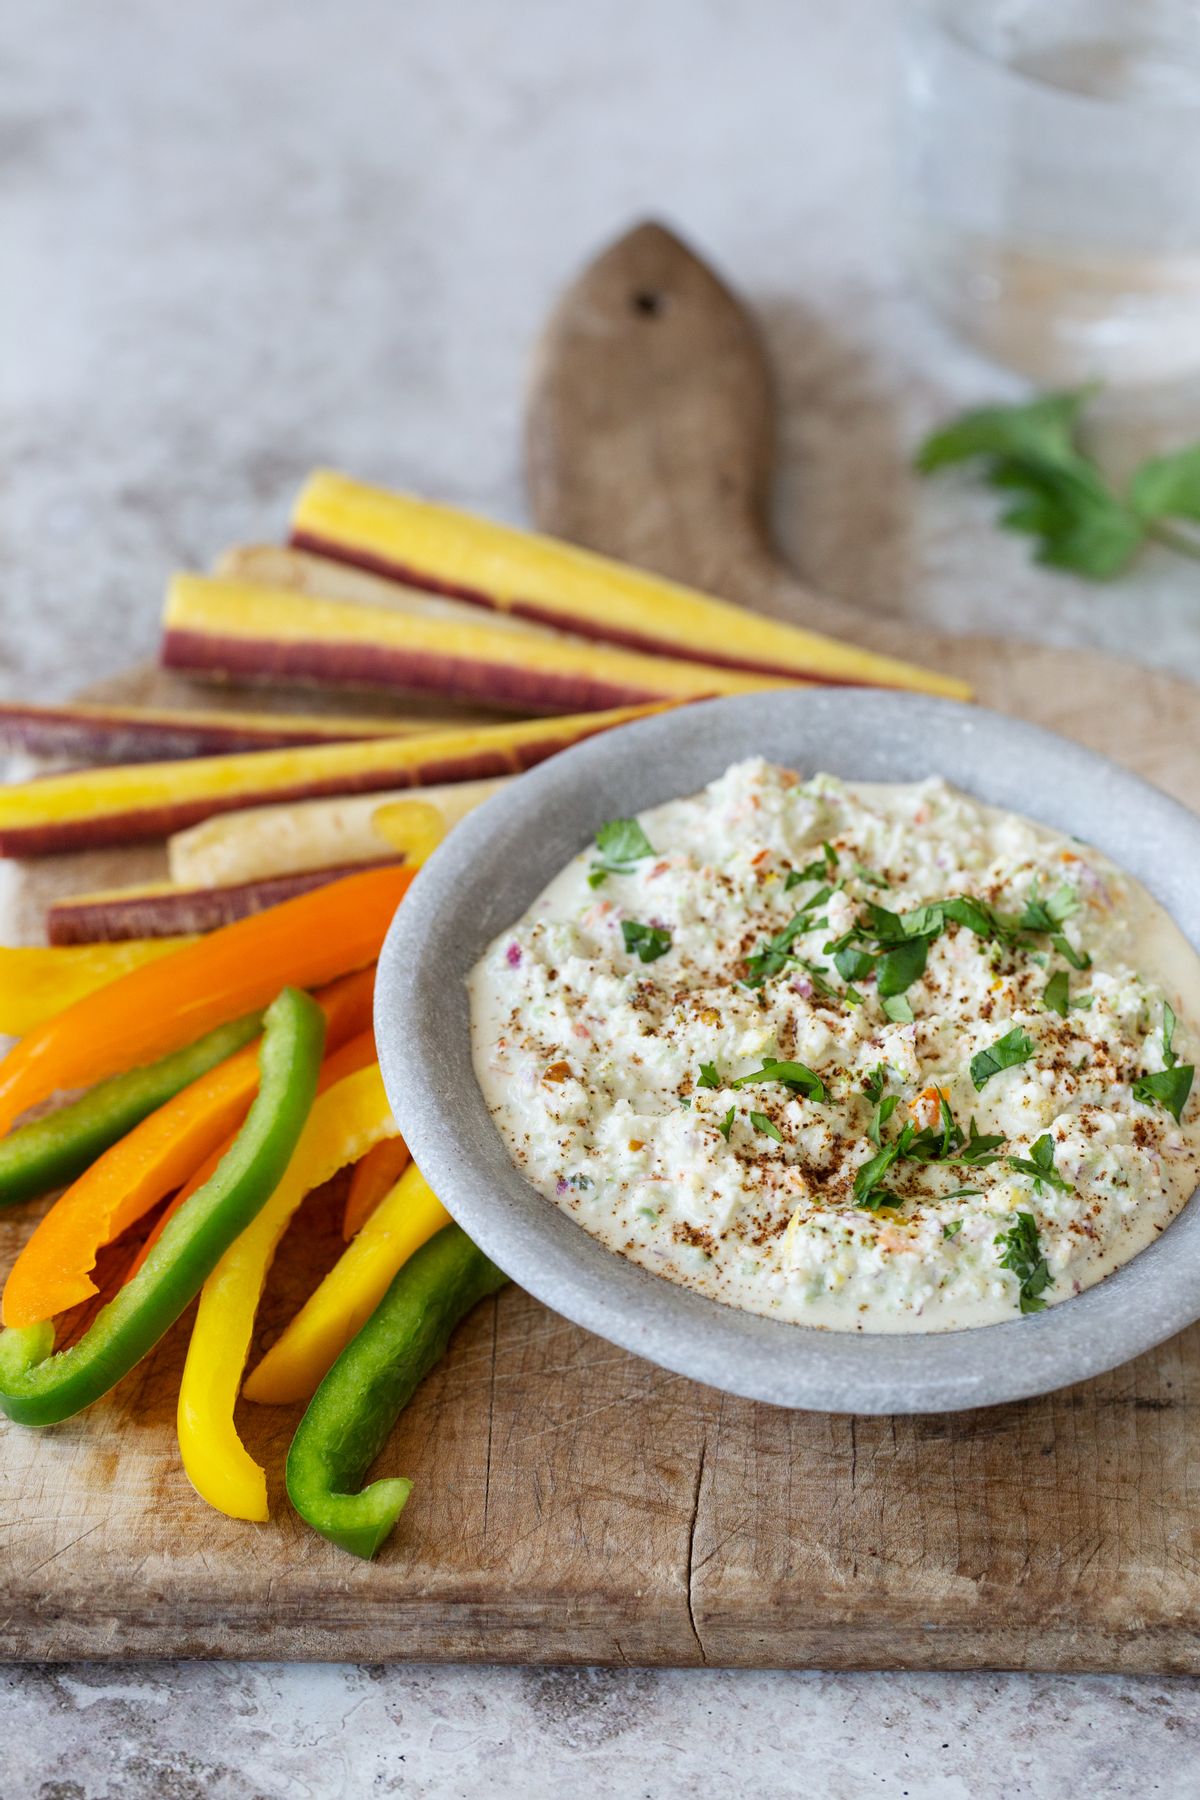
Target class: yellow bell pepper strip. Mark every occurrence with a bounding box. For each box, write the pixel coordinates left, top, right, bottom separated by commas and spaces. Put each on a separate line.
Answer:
0, 987, 325, 1428
341, 1134, 411, 1240
177, 1060, 399, 1522
0, 939, 197, 1038
1, 968, 376, 1328
245, 1163, 450, 1404
0, 865, 412, 1138
0, 1011, 264, 1213
124, 1023, 380, 1284
285, 1224, 508, 1558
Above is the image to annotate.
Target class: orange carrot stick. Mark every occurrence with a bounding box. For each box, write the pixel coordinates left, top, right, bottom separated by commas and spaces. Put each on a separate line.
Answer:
0, 866, 410, 1138
1, 972, 377, 1330
341, 1136, 411, 1241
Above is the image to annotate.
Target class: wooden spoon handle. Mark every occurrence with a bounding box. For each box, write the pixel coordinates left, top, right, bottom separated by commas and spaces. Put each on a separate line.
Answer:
526, 219, 879, 642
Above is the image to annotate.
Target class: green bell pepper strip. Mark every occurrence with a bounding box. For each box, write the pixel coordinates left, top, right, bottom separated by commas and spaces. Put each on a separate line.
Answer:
286, 1223, 509, 1559
0, 985, 324, 1428
0, 1011, 264, 1210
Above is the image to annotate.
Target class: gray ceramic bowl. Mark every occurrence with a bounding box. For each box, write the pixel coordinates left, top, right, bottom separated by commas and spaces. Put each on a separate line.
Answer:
376, 692, 1200, 1414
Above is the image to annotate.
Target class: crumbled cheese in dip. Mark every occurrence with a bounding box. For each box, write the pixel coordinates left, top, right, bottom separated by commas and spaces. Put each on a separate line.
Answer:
469, 759, 1200, 1332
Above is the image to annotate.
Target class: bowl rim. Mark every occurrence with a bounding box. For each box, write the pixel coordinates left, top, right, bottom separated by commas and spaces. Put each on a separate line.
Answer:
375, 691, 1200, 1414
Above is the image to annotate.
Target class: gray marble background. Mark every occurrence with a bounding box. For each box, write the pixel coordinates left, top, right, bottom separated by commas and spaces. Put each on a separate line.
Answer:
2, 2, 1199, 1794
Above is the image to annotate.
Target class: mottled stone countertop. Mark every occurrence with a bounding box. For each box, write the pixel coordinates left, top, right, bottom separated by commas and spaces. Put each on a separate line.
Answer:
2, 2, 1198, 1794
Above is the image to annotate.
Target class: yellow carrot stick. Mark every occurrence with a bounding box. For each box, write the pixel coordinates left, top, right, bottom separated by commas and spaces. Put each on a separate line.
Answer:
243, 1164, 451, 1406
176, 1062, 398, 1522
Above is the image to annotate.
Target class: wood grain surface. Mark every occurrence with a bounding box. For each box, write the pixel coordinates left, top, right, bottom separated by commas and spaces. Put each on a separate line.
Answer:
3, 224, 1199, 1669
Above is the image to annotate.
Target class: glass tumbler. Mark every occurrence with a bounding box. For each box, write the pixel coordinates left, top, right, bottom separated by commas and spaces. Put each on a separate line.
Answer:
900, 0, 1200, 386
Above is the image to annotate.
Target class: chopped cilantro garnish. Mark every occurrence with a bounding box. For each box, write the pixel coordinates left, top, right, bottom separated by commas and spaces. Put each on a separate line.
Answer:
863, 1064, 889, 1105
742, 893, 831, 986
589, 817, 656, 887
698, 1061, 721, 1090
1007, 1132, 1070, 1194
785, 842, 838, 889
834, 945, 876, 983
940, 1190, 979, 1205
1019, 881, 1078, 934
942, 1218, 964, 1238
868, 1093, 900, 1148
621, 920, 672, 963
970, 1025, 1036, 1091
732, 1058, 826, 1102
1043, 969, 1070, 1016
996, 1211, 1053, 1313
750, 1111, 783, 1142
853, 1127, 912, 1209
876, 934, 929, 1000
955, 1118, 1007, 1165
1052, 932, 1091, 971
717, 1106, 736, 1142
853, 863, 888, 890
798, 960, 841, 1001
1132, 1003, 1194, 1123
882, 994, 914, 1024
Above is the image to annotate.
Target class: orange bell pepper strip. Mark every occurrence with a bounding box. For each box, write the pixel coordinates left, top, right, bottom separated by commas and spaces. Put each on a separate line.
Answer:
0, 865, 411, 1138
341, 1135, 411, 1240
1, 969, 376, 1330
122, 1017, 379, 1285
0, 939, 197, 1039
176, 1060, 398, 1521
244, 1163, 450, 1405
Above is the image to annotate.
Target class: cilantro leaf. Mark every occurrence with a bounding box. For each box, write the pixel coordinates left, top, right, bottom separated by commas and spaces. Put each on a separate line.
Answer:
732, 1058, 826, 1102
786, 842, 838, 888
853, 1126, 912, 1209
717, 1106, 736, 1142
868, 1093, 900, 1149
750, 1111, 783, 1143
943, 1219, 964, 1238
742, 894, 830, 986
621, 920, 672, 963
882, 994, 914, 1024
1052, 933, 1091, 971
941, 894, 1005, 939
834, 945, 876, 983
863, 1064, 889, 1105
970, 1025, 1037, 1091
1133, 1066, 1194, 1125
1043, 969, 1070, 1017
1020, 881, 1078, 933
698, 1062, 721, 1090
1007, 1132, 1070, 1194
996, 1211, 1053, 1313
852, 863, 888, 890
955, 1118, 1006, 1165
916, 387, 1093, 475
876, 934, 930, 1000
589, 817, 656, 887
1132, 1004, 1195, 1123
1129, 444, 1200, 525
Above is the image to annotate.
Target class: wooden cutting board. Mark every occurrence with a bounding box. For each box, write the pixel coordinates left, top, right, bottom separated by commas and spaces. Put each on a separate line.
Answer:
4, 224, 1200, 1671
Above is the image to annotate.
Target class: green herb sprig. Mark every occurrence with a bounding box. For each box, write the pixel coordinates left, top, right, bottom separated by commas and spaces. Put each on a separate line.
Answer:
996, 1212, 1053, 1313
589, 818, 656, 888
917, 386, 1200, 580
621, 920, 672, 964
1132, 1002, 1195, 1124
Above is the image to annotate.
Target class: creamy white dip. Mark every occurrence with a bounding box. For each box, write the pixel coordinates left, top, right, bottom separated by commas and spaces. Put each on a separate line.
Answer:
469, 759, 1200, 1332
